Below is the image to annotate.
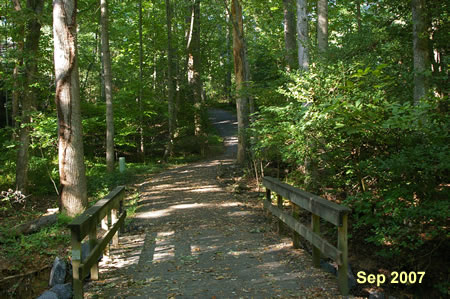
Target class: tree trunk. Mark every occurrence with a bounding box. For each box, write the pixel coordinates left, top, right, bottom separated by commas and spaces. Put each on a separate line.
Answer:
296, 0, 309, 71
317, 0, 328, 53
283, 0, 297, 70
165, 0, 176, 158
11, 0, 24, 130
187, 0, 202, 136
356, 0, 362, 33
224, 10, 232, 104
53, 0, 88, 216
231, 0, 249, 164
412, 0, 430, 104
15, 0, 45, 193
100, 0, 115, 172
138, 0, 145, 157
12, 214, 58, 236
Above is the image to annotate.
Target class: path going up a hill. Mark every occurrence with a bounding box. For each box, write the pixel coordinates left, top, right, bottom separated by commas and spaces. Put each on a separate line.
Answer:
85, 108, 341, 298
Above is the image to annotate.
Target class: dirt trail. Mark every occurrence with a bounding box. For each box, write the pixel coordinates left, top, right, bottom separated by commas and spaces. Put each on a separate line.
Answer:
85, 109, 341, 298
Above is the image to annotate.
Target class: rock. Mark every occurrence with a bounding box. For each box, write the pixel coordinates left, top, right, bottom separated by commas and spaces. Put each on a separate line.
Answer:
369, 291, 385, 299
49, 257, 66, 287
50, 283, 73, 299
320, 260, 337, 276
319, 260, 357, 289
347, 263, 357, 289
37, 290, 58, 299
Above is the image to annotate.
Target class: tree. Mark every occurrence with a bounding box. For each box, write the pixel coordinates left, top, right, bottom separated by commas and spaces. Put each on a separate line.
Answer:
15, 0, 45, 193
296, 0, 309, 70
317, 0, 328, 53
187, 0, 202, 136
230, 0, 249, 164
165, 0, 176, 158
138, 0, 144, 157
355, 0, 362, 33
11, 0, 24, 130
53, 0, 88, 216
411, 0, 430, 104
283, 0, 297, 70
100, 0, 115, 172
224, 11, 232, 103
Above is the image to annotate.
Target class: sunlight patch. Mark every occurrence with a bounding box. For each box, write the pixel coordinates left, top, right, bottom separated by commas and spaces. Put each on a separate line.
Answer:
153, 231, 175, 262
171, 203, 209, 209
190, 186, 222, 193
136, 208, 170, 219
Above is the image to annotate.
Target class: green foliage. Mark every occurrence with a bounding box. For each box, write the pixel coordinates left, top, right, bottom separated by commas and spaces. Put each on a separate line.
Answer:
251, 61, 449, 261
86, 160, 165, 200
0, 214, 71, 259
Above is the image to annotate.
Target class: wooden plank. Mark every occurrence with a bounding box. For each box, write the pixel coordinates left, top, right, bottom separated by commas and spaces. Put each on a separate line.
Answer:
311, 214, 321, 267
265, 188, 271, 217
292, 203, 301, 249
337, 214, 349, 295
89, 225, 98, 280
79, 211, 126, 280
71, 233, 83, 299
68, 186, 125, 239
262, 177, 350, 226
276, 194, 284, 233
264, 200, 342, 265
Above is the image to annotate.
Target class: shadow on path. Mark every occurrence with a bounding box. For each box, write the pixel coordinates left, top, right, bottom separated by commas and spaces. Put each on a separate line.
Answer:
85, 109, 340, 298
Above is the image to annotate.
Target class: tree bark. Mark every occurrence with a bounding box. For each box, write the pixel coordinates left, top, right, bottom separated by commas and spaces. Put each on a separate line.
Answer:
53, 0, 88, 216
317, 0, 328, 53
412, 0, 430, 104
283, 0, 297, 71
296, 0, 309, 71
11, 0, 24, 130
231, 0, 249, 164
224, 10, 232, 104
165, 0, 176, 158
15, 0, 45, 193
187, 0, 202, 136
12, 214, 58, 236
138, 0, 145, 157
100, 0, 115, 172
356, 0, 362, 33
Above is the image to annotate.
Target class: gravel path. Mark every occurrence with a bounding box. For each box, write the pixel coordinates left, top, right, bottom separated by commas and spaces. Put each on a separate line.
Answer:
85, 109, 341, 298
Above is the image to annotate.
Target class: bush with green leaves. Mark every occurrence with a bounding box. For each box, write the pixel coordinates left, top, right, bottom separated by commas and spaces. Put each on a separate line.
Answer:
250, 62, 449, 260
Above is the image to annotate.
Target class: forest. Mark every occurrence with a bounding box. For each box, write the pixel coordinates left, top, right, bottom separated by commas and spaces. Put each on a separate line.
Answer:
0, 0, 448, 297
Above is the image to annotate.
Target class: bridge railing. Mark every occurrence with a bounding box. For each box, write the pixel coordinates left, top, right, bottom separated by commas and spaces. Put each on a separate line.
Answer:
262, 176, 351, 295
68, 186, 126, 299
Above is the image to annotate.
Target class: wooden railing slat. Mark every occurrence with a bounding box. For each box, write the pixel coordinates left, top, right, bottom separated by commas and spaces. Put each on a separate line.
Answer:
262, 176, 350, 295
263, 176, 350, 226
69, 186, 126, 299
68, 186, 125, 239
264, 200, 343, 264
79, 211, 126, 280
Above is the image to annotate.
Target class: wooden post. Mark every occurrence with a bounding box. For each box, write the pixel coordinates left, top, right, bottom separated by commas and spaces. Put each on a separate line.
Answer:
276, 194, 283, 234
337, 214, 349, 295
111, 206, 118, 246
119, 197, 125, 233
292, 203, 300, 248
71, 233, 83, 299
102, 214, 110, 256
89, 225, 99, 280
265, 188, 271, 217
311, 213, 320, 267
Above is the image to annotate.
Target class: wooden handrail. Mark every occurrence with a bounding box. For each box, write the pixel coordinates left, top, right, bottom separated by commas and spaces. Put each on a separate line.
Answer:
262, 176, 351, 295
263, 176, 350, 226
68, 186, 126, 299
